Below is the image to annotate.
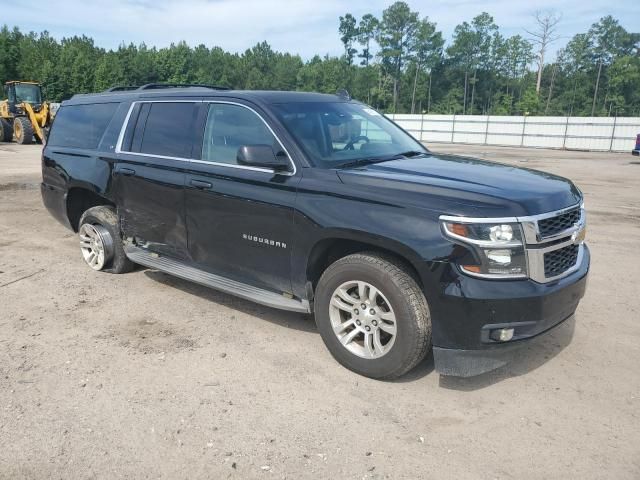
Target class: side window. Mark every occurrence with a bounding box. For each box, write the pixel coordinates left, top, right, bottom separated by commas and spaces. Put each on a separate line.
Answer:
138, 102, 197, 158
48, 103, 118, 149
202, 103, 279, 165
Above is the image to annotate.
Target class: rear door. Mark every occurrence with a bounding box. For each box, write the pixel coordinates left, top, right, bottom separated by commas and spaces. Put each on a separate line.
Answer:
113, 100, 198, 259
184, 101, 300, 294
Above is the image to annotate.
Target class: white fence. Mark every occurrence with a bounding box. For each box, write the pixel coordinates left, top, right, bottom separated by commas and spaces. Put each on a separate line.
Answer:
387, 114, 640, 152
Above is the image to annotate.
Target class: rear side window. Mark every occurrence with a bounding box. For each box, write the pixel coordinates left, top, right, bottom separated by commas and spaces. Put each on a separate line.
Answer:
48, 103, 118, 149
138, 102, 197, 158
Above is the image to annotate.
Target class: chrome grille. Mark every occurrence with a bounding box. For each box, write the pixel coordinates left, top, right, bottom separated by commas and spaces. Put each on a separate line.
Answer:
544, 244, 580, 278
523, 203, 585, 283
538, 207, 581, 238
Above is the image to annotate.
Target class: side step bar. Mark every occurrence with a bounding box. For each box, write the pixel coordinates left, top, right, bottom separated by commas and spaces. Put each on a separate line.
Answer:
124, 245, 311, 313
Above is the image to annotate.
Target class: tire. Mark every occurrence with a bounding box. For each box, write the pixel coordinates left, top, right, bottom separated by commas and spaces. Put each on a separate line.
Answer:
0, 118, 13, 142
13, 116, 34, 144
78, 206, 135, 274
314, 252, 431, 379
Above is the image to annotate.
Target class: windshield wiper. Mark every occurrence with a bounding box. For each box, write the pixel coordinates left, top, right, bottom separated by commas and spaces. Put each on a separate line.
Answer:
336, 157, 389, 169
337, 150, 428, 169
394, 150, 428, 158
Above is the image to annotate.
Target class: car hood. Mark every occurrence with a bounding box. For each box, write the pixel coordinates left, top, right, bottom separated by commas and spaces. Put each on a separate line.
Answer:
336, 153, 582, 217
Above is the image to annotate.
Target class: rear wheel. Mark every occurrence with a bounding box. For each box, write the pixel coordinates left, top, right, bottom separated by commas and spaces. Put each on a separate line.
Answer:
78, 206, 135, 274
13, 117, 33, 144
0, 118, 13, 142
314, 252, 431, 379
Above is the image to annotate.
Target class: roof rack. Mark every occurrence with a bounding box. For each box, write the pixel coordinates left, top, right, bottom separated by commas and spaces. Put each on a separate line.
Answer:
137, 83, 230, 91
104, 85, 139, 92
103, 83, 231, 93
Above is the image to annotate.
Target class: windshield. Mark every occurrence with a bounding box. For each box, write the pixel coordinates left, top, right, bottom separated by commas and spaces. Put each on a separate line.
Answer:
14, 83, 42, 103
272, 102, 427, 168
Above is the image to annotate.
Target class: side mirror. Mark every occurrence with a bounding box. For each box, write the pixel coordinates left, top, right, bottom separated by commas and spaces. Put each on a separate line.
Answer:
237, 145, 290, 171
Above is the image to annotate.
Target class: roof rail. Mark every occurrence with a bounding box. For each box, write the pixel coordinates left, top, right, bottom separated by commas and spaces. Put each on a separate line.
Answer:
104, 85, 139, 92
137, 83, 230, 91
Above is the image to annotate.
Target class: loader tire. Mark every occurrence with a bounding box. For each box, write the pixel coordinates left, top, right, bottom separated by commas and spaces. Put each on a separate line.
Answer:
0, 118, 13, 142
13, 117, 34, 144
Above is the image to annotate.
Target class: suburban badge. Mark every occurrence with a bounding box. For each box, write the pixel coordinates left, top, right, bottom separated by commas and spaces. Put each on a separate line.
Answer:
242, 233, 287, 249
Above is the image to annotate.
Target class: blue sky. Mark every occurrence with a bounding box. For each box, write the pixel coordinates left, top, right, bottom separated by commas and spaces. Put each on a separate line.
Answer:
2, 0, 638, 59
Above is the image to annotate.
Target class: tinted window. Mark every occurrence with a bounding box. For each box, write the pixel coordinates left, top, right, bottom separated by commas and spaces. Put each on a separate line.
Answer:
202, 103, 280, 165
48, 103, 118, 149
139, 102, 197, 158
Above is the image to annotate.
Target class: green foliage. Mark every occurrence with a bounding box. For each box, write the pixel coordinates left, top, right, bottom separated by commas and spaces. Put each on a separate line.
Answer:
338, 13, 358, 65
1, 9, 638, 116
357, 14, 379, 67
378, 1, 419, 111
516, 86, 540, 115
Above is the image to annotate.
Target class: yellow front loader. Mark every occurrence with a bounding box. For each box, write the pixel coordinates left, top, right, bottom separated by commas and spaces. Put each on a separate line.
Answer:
0, 81, 51, 144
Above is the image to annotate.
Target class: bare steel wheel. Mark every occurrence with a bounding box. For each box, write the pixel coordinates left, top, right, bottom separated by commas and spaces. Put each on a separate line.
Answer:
79, 223, 114, 270
330, 280, 397, 359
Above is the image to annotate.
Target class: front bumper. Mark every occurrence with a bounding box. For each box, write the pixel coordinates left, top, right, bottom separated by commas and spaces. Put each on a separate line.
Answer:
433, 313, 576, 377
427, 245, 589, 377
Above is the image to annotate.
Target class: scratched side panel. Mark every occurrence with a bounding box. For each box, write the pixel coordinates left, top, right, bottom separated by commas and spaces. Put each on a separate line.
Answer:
113, 154, 188, 259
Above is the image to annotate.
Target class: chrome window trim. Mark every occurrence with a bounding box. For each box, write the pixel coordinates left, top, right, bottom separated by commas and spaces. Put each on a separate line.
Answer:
439, 202, 586, 283
115, 99, 297, 176
114, 100, 137, 154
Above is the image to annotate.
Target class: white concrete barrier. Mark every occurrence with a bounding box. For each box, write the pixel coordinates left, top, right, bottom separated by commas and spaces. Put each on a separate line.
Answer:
387, 114, 640, 152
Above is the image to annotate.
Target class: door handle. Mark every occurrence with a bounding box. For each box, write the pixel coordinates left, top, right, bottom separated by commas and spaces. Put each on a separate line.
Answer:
190, 179, 213, 190
119, 167, 136, 176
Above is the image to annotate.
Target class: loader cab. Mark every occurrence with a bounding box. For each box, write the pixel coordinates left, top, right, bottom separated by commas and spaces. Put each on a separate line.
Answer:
4, 81, 43, 113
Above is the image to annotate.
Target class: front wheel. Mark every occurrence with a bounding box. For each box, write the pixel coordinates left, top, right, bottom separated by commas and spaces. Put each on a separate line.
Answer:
13, 117, 34, 144
314, 252, 431, 379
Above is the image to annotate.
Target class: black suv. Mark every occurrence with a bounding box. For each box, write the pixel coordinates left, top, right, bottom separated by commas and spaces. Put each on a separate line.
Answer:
41, 85, 589, 379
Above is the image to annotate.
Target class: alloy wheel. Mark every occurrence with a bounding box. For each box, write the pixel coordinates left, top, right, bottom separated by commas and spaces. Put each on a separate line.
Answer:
329, 280, 397, 359
79, 223, 113, 270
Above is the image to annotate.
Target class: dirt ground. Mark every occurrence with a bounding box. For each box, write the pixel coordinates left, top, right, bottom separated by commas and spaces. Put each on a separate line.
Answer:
0, 142, 638, 479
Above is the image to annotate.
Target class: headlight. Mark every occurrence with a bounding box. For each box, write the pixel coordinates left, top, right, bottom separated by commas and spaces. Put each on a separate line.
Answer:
441, 220, 528, 278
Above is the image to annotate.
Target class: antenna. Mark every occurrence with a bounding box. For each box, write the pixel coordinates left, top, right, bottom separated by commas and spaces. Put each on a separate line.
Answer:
336, 89, 351, 100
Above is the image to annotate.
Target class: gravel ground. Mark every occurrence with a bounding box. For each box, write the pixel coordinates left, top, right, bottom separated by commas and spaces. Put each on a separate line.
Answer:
1, 143, 639, 479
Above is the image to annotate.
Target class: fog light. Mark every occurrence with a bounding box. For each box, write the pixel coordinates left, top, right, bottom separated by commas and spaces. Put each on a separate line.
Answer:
490, 328, 514, 342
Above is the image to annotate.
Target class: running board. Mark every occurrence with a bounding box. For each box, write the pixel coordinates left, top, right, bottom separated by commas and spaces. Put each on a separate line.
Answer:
124, 245, 310, 313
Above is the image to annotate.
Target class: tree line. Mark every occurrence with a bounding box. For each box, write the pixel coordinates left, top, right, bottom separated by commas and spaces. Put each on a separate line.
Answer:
1, 1, 638, 116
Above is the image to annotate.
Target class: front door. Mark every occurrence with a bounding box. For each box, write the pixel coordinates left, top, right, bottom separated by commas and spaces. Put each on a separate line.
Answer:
184, 101, 300, 294
113, 101, 199, 259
